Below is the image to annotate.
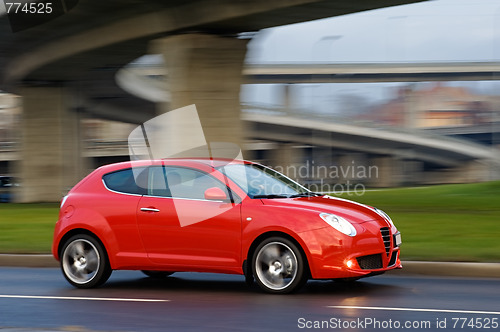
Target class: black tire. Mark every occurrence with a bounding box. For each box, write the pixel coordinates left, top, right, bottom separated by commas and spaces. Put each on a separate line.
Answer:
141, 270, 174, 278
60, 234, 111, 289
251, 237, 307, 294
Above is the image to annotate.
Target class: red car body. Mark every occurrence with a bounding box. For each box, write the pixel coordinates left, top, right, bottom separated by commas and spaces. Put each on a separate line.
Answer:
52, 158, 402, 293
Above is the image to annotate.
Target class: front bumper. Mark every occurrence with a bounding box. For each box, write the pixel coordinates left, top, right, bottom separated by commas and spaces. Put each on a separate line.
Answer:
300, 220, 402, 280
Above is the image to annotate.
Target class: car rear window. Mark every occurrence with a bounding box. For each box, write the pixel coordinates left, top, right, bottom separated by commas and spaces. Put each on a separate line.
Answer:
102, 168, 147, 195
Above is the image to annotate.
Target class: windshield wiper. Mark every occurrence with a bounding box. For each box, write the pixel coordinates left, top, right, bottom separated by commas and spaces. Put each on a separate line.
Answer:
253, 194, 290, 199
288, 192, 321, 198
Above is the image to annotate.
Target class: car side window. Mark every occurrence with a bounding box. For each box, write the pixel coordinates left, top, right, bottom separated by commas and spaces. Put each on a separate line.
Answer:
103, 168, 148, 195
148, 166, 229, 200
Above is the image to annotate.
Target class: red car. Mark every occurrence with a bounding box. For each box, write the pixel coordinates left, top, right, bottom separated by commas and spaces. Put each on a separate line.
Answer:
52, 158, 402, 294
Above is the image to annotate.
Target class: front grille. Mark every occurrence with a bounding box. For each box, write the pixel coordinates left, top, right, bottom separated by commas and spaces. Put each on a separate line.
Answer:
357, 254, 383, 270
388, 251, 398, 266
380, 227, 391, 256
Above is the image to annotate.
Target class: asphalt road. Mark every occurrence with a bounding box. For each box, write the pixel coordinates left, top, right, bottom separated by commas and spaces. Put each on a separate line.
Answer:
1, 267, 500, 331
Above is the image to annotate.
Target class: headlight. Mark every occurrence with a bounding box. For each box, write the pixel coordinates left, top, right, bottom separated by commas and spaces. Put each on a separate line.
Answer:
374, 208, 394, 227
319, 213, 357, 237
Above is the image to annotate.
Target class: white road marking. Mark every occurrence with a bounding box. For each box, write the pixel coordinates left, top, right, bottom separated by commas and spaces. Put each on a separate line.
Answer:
328, 305, 500, 315
0, 294, 169, 302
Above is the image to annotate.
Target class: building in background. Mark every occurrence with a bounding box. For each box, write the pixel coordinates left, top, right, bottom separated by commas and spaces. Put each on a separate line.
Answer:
366, 83, 499, 129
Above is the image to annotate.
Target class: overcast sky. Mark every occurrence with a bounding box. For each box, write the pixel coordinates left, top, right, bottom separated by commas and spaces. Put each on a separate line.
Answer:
243, 0, 500, 112
247, 0, 500, 63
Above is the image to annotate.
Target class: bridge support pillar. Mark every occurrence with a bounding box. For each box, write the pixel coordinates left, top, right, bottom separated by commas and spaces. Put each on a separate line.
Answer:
368, 156, 404, 188
265, 143, 305, 181
17, 87, 84, 202
151, 34, 248, 156
271, 143, 292, 177
338, 154, 364, 183
451, 160, 490, 183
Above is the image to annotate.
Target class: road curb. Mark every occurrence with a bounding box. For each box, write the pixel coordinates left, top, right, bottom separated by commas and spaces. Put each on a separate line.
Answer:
1, 255, 500, 278
388, 261, 500, 278
0, 254, 58, 268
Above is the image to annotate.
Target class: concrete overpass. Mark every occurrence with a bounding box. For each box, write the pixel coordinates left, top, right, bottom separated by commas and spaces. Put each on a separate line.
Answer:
244, 62, 500, 83
120, 62, 500, 98
0, 0, 426, 202
427, 123, 500, 146
242, 112, 496, 166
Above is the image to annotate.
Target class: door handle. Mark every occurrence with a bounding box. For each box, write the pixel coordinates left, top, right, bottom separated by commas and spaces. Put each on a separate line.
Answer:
140, 207, 160, 213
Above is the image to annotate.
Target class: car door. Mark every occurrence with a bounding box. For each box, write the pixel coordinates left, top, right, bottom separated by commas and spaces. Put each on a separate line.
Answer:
136, 165, 242, 268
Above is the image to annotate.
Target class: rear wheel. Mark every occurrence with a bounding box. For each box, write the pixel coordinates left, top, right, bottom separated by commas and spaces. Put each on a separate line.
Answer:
141, 270, 174, 278
252, 237, 307, 294
60, 234, 111, 288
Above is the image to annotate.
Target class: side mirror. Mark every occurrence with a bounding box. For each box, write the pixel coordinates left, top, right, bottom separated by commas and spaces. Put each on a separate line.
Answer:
204, 187, 228, 201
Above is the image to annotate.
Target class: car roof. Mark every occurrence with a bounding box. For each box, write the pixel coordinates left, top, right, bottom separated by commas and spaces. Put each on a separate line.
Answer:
95, 158, 255, 173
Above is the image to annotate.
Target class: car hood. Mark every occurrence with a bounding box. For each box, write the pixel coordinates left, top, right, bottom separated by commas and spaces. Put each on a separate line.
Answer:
260, 195, 387, 225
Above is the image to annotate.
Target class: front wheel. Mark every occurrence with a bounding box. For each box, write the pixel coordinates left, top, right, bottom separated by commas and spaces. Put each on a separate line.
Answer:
60, 234, 111, 288
252, 237, 307, 294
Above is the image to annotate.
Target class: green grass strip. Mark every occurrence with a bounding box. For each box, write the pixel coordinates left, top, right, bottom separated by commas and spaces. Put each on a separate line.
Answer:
1, 181, 499, 261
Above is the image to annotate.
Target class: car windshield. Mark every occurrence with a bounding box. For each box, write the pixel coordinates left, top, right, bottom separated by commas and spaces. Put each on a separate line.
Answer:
219, 163, 312, 198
